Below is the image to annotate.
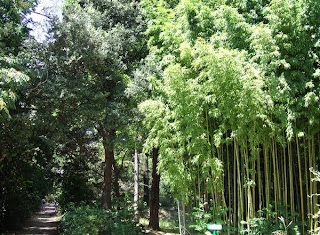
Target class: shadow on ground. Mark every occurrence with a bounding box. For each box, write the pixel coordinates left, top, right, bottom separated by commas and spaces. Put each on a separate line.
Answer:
5, 203, 60, 235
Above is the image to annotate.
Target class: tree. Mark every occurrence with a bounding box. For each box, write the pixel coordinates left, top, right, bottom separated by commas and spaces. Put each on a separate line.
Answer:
0, 0, 59, 231
44, 0, 146, 209
149, 147, 160, 230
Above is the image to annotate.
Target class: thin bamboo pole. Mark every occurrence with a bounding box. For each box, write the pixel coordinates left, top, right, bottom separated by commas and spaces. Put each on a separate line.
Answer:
258, 146, 262, 211
288, 141, 295, 216
227, 143, 231, 224
296, 136, 305, 234
233, 140, 237, 228
308, 135, 313, 231
263, 143, 270, 218
303, 136, 310, 228
272, 137, 278, 214
283, 146, 288, 219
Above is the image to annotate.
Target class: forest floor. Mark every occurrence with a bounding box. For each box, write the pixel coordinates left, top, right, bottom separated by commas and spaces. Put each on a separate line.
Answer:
7, 203, 61, 235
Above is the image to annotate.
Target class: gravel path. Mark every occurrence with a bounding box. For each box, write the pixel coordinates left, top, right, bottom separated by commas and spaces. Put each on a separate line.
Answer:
7, 203, 61, 235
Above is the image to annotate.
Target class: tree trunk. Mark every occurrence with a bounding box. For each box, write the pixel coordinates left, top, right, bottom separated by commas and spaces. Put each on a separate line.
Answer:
113, 156, 120, 199
134, 148, 139, 222
113, 150, 127, 205
149, 147, 160, 230
112, 154, 120, 209
99, 125, 114, 210
103, 146, 113, 209
143, 154, 150, 205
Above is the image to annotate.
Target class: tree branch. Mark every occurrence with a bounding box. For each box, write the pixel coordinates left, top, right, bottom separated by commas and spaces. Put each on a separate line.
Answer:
32, 11, 52, 19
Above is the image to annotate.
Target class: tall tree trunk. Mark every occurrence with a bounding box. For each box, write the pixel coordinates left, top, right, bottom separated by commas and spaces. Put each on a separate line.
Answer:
149, 147, 160, 230
143, 154, 150, 205
113, 154, 120, 199
99, 125, 114, 210
134, 148, 140, 222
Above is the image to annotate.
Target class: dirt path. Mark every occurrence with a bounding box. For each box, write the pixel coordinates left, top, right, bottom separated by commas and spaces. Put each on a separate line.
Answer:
144, 229, 179, 235
8, 203, 61, 235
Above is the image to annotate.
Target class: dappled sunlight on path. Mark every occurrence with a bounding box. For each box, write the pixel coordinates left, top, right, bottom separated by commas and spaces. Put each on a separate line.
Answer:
6, 203, 60, 235
144, 229, 179, 235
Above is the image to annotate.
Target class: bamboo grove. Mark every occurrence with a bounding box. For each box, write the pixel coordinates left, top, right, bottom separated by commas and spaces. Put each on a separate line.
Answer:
138, 0, 320, 233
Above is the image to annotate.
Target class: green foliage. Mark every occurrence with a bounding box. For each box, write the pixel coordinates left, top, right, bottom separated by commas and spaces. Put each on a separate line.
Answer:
0, 0, 36, 55
0, 55, 30, 117
240, 209, 300, 234
189, 207, 212, 233
0, 158, 51, 230
310, 168, 320, 234
60, 204, 143, 235
48, 127, 103, 210
189, 205, 231, 234
57, 148, 101, 209
0, 0, 34, 117
0, 1, 58, 232
138, 0, 320, 232
1, 0, 320, 233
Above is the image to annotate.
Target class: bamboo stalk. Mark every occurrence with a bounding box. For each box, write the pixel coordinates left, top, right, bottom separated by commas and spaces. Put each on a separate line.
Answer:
288, 141, 295, 217
312, 136, 317, 232
227, 143, 231, 224
234, 140, 237, 228
258, 146, 262, 211
296, 136, 305, 234
303, 136, 310, 228
272, 137, 278, 214
283, 146, 288, 219
275, 139, 281, 209
263, 143, 270, 218
252, 151, 256, 218
308, 135, 313, 231
235, 140, 243, 228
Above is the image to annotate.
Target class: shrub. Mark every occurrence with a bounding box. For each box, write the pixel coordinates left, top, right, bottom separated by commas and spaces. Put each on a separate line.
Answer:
60, 204, 142, 235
